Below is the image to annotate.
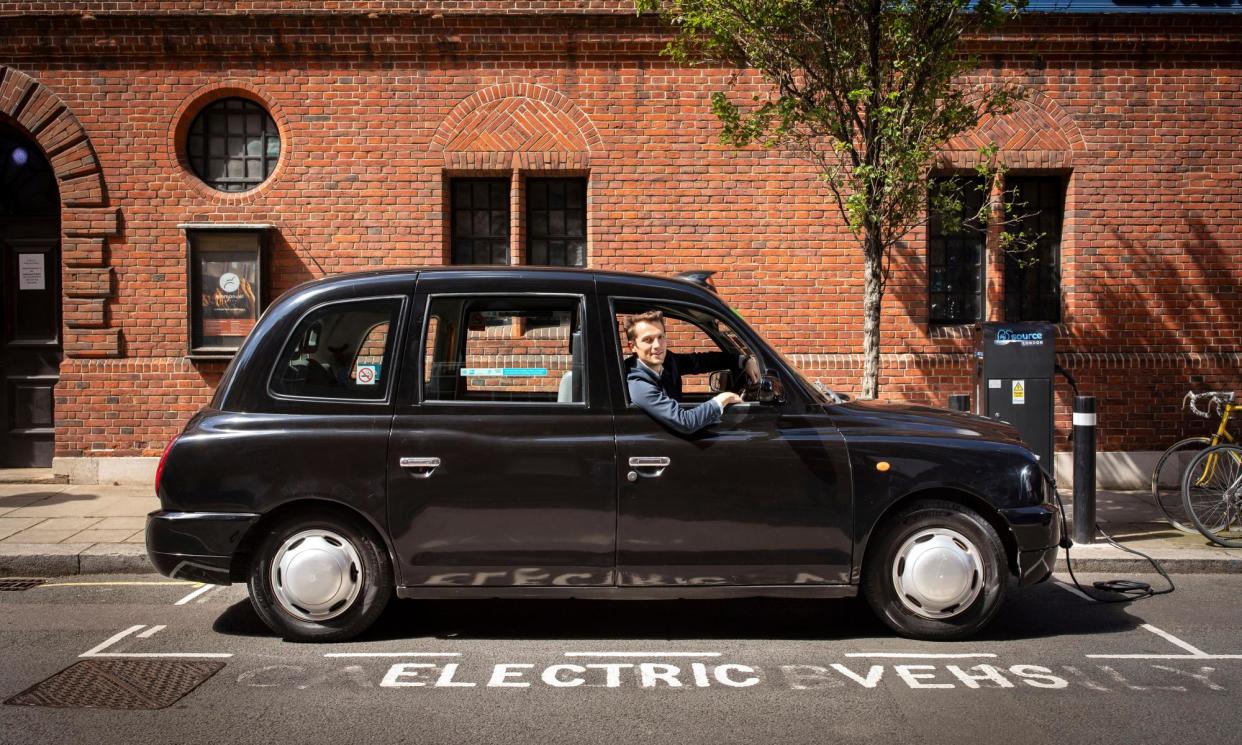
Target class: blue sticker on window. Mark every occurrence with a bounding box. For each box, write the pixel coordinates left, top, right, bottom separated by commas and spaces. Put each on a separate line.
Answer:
460, 368, 548, 377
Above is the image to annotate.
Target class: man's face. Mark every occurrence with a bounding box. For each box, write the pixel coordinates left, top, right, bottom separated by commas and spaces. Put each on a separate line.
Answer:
630, 319, 666, 370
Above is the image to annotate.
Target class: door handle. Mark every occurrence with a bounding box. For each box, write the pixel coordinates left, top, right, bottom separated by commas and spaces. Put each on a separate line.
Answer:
628, 456, 670, 479
399, 457, 441, 478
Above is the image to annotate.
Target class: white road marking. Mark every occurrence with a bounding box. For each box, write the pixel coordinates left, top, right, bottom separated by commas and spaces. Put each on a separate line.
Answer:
39, 581, 195, 588
174, 584, 215, 605
1139, 623, 1209, 656
1052, 580, 1095, 602
324, 652, 462, 658
80, 624, 232, 659
563, 652, 723, 658
137, 624, 166, 639
844, 653, 997, 659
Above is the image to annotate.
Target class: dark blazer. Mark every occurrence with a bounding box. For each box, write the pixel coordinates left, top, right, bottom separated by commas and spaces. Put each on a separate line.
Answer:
626, 351, 743, 435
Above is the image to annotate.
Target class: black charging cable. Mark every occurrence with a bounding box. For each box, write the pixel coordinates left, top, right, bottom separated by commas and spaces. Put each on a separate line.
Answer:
1052, 488, 1175, 602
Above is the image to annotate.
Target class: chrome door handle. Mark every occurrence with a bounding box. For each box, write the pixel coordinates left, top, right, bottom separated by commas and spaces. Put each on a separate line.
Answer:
628, 456, 670, 479
399, 457, 441, 478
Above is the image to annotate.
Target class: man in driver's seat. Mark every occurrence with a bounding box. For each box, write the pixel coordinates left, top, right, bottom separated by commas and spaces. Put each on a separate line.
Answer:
624, 310, 760, 434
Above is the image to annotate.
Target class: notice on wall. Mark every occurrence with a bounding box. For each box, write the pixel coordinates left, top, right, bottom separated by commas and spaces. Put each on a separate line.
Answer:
18, 254, 45, 290
1012, 380, 1026, 406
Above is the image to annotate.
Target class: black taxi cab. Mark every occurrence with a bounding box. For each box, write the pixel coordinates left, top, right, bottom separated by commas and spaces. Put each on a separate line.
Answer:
147, 267, 1061, 642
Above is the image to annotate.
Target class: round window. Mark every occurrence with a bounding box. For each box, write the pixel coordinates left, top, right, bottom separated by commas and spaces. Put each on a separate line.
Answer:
185, 97, 281, 192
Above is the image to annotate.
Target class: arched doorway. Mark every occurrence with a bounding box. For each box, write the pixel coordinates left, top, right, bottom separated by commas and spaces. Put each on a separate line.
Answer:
0, 124, 61, 467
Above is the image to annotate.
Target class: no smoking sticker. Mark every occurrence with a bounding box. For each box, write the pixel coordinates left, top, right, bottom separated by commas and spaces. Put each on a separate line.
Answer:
356, 364, 378, 385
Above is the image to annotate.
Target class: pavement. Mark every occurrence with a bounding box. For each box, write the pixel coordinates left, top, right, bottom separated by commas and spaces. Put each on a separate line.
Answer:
1, 470, 1240, 577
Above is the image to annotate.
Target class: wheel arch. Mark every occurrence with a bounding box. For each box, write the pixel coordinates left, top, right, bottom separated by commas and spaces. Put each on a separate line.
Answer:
858, 487, 1020, 582
229, 498, 397, 584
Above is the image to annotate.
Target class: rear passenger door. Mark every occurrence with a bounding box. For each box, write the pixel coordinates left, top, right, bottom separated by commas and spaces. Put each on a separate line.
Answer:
387, 275, 617, 588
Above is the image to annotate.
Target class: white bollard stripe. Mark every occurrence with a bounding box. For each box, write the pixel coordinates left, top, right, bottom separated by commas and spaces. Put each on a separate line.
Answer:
1072, 413, 1096, 426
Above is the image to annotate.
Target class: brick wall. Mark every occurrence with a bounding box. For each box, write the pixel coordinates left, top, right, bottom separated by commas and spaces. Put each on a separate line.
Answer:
0, 6, 1238, 457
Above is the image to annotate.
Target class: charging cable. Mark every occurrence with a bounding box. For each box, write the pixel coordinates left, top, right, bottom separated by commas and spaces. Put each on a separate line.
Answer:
1052, 488, 1175, 602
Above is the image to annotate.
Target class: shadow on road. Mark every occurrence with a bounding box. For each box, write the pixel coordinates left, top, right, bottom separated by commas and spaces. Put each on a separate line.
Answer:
212, 579, 1145, 644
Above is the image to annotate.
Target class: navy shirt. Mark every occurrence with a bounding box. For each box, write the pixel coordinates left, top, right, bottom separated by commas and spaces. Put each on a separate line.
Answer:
626, 351, 744, 435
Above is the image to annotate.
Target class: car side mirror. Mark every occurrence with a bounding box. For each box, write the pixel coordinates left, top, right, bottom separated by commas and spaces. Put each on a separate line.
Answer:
757, 372, 783, 404
708, 369, 733, 393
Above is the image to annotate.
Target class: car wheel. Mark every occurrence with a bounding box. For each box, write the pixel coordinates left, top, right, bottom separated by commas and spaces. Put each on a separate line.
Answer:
862, 500, 1008, 641
247, 509, 393, 642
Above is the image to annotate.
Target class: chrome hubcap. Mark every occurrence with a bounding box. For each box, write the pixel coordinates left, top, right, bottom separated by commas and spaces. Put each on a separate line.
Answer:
892, 527, 983, 619
270, 529, 363, 622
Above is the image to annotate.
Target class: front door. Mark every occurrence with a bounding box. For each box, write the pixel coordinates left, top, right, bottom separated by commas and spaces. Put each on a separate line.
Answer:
387, 276, 617, 588
0, 128, 61, 467
606, 294, 853, 586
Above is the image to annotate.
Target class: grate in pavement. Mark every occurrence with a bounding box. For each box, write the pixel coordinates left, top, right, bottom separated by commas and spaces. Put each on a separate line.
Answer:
0, 578, 45, 591
4, 659, 225, 710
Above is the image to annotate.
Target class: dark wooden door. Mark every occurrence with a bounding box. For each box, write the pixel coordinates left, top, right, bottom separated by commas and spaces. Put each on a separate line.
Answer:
1, 224, 61, 467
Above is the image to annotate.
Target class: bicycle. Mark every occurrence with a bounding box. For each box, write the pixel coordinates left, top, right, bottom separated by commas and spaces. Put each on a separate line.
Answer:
1181, 443, 1242, 547
1150, 391, 1237, 533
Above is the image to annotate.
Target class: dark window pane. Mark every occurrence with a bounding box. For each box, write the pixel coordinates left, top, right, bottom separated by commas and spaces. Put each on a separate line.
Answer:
186, 97, 281, 192
525, 178, 587, 268
1004, 176, 1065, 323
927, 175, 986, 324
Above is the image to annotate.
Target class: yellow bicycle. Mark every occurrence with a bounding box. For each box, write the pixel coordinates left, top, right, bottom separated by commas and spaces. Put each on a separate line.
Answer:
1151, 391, 1236, 533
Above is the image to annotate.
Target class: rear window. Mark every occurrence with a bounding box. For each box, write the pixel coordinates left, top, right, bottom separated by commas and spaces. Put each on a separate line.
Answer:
269, 298, 403, 401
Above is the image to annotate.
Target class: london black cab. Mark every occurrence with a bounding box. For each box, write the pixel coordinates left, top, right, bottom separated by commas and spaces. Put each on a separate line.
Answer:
147, 267, 1061, 642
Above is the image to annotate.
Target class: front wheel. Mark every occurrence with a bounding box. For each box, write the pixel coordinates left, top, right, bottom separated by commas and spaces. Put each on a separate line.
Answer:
1151, 436, 1212, 533
248, 509, 393, 642
863, 501, 1008, 641
1181, 444, 1242, 547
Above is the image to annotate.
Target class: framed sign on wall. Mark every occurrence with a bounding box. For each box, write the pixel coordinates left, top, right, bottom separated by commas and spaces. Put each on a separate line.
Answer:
182, 224, 270, 358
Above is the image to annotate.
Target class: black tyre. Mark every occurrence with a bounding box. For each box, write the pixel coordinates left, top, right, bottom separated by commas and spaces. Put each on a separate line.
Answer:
247, 509, 393, 642
1181, 444, 1242, 548
863, 500, 1008, 641
1151, 436, 1211, 533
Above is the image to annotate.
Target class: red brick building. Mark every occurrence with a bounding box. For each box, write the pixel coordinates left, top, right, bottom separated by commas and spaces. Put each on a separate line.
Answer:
0, 1, 1239, 486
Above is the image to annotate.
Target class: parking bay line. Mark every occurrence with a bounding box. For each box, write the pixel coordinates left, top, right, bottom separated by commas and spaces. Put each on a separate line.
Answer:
325, 652, 462, 658
174, 584, 215, 605
80, 624, 232, 659
1087, 623, 1242, 660
563, 652, 723, 658
844, 653, 997, 659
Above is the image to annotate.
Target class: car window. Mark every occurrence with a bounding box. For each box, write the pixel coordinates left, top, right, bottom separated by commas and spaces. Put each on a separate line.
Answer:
613, 301, 753, 401
422, 296, 585, 405
269, 298, 402, 401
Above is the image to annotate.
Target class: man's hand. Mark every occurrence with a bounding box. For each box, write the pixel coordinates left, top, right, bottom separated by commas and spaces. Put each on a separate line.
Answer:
743, 355, 761, 384
713, 392, 744, 410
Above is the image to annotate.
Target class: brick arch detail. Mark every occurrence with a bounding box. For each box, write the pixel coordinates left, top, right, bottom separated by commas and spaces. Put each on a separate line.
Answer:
433, 83, 602, 169
943, 91, 1086, 169
0, 66, 120, 358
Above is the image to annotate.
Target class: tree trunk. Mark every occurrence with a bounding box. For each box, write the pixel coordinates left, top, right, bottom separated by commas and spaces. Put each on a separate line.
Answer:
860, 229, 884, 400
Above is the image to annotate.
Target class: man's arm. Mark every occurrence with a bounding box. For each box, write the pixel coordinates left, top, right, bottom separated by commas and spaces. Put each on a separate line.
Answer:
628, 374, 726, 435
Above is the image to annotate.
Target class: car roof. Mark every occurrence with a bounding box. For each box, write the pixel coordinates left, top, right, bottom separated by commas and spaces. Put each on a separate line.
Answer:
288, 265, 717, 296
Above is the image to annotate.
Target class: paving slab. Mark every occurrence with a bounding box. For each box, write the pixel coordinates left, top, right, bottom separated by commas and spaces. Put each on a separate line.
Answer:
0, 517, 42, 541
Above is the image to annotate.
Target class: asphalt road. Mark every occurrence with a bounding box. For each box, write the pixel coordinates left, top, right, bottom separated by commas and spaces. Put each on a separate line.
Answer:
2, 572, 1239, 745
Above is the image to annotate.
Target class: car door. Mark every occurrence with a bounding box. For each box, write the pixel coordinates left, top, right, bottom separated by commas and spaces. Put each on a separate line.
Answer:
604, 289, 853, 587
387, 272, 617, 588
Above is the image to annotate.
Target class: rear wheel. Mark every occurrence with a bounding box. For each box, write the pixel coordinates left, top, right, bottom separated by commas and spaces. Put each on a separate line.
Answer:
863, 500, 1008, 641
1181, 444, 1242, 547
247, 509, 393, 642
1152, 436, 1211, 533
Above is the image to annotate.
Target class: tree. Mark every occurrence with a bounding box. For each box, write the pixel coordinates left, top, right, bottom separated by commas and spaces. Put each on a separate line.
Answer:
636, 0, 1027, 399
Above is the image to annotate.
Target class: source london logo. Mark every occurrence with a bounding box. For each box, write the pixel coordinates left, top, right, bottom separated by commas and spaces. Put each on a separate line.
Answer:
995, 329, 1045, 347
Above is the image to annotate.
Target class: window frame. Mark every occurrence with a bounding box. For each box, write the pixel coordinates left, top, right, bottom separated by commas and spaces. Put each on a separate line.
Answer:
416, 292, 590, 409
184, 225, 269, 359
1003, 174, 1066, 323
449, 177, 512, 266
265, 295, 407, 406
524, 176, 588, 268
926, 173, 988, 326
607, 296, 763, 409
185, 97, 282, 193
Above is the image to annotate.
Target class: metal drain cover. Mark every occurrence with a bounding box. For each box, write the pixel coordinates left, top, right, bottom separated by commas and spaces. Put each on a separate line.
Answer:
0, 578, 46, 591
5, 659, 225, 710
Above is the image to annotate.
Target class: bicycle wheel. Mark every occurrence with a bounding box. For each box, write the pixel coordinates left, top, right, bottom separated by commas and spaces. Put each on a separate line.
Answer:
1151, 436, 1212, 533
1181, 444, 1242, 547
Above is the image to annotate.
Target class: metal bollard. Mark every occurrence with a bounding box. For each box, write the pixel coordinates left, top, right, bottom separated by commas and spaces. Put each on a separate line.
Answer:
948, 394, 971, 412
1072, 396, 1096, 545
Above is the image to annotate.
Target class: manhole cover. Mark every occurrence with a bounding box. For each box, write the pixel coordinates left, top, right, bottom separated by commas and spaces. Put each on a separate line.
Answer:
0, 578, 45, 591
5, 659, 225, 710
